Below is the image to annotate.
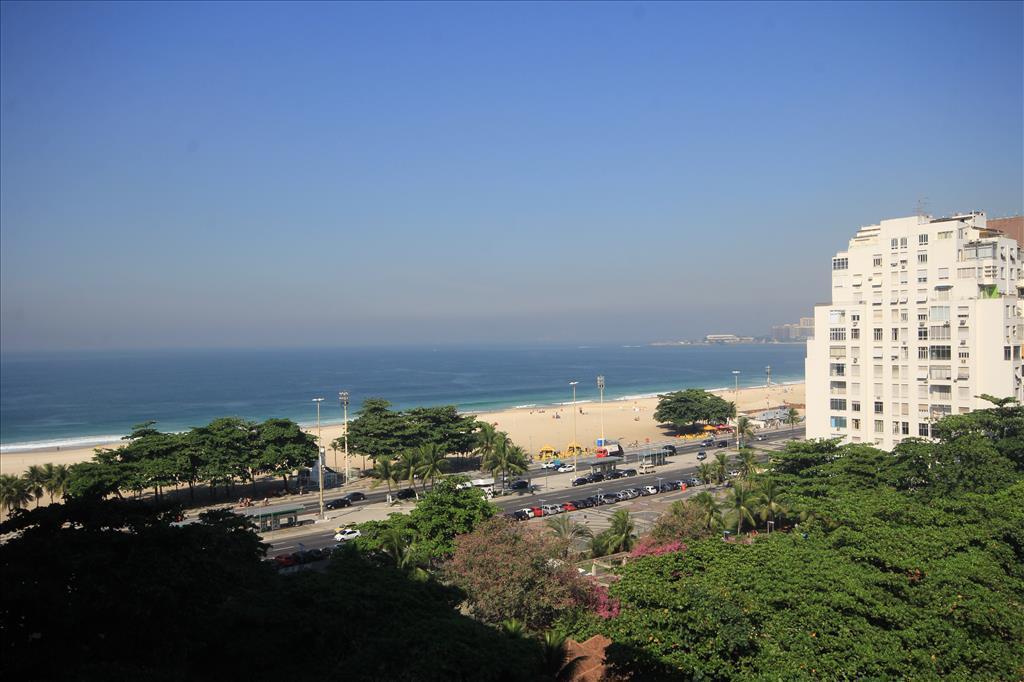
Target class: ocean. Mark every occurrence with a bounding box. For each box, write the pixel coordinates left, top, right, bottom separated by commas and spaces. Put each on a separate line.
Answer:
0, 344, 806, 452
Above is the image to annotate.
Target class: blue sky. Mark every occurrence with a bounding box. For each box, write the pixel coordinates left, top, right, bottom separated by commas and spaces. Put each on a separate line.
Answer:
2, 1, 1021, 350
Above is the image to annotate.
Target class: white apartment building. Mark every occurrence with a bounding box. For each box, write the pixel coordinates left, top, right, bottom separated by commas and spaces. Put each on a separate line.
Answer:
806, 212, 1023, 450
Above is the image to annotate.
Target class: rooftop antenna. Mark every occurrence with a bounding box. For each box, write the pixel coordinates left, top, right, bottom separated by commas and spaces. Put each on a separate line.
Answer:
916, 197, 930, 219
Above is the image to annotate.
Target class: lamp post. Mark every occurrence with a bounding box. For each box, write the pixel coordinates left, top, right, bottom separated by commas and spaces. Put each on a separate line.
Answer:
339, 391, 350, 485
732, 371, 740, 449
597, 375, 606, 444
569, 380, 579, 471
313, 397, 325, 519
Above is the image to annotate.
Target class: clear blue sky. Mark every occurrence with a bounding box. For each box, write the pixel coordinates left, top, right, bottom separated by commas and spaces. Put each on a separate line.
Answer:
2, 1, 1021, 350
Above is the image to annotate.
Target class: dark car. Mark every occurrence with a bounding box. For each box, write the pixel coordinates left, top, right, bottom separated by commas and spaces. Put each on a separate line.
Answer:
572, 476, 589, 487
606, 470, 623, 480
686, 477, 700, 486
395, 488, 417, 500
509, 479, 530, 490
598, 494, 618, 505
326, 498, 352, 510
587, 472, 605, 483
583, 496, 600, 507
512, 510, 531, 521
662, 444, 677, 454
717, 440, 728, 448
702, 438, 714, 447
620, 468, 637, 477
343, 491, 367, 502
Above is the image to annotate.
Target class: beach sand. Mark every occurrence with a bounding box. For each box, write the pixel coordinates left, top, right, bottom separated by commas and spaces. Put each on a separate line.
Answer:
0, 383, 804, 478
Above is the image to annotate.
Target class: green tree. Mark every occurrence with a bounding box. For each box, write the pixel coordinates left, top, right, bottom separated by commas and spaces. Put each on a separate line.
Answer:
0, 474, 33, 514
713, 452, 729, 484
256, 417, 319, 493
698, 462, 715, 487
405, 477, 497, 560
545, 514, 594, 556
692, 491, 722, 531
483, 437, 528, 491
723, 483, 758, 535
735, 416, 754, 447
755, 477, 785, 530
347, 398, 417, 463
474, 421, 504, 463
598, 509, 637, 554
44, 464, 71, 503
784, 406, 802, 433
405, 405, 479, 455
396, 449, 423, 494
370, 457, 398, 493
650, 497, 718, 542
416, 442, 449, 487
23, 465, 48, 507
654, 389, 736, 432
737, 448, 758, 478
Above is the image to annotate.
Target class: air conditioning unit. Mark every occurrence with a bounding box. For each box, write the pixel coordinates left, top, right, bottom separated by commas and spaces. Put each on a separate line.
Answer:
960, 320, 967, 326
960, 340, 967, 346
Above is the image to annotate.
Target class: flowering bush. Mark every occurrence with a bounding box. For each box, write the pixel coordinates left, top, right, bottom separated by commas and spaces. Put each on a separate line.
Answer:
590, 582, 620, 619
629, 537, 686, 558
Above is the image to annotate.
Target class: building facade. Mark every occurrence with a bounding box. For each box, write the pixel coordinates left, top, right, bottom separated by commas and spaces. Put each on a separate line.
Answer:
772, 317, 815, 342
806, 212, 1023, 450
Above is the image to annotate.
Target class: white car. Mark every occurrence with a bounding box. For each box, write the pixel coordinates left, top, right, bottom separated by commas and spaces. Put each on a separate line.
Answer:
541, 461, 559, 469
541, 504, 563, 515
641, 485, 659, 495
333, 528, 361, 542
519, 508, 536, 519
556, 464, 575, 473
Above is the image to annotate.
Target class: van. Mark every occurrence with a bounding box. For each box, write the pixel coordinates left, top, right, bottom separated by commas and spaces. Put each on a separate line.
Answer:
638, 463, 656, 475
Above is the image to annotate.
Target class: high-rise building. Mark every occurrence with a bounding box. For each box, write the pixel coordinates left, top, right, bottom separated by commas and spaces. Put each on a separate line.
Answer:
806, 212, 1023, 450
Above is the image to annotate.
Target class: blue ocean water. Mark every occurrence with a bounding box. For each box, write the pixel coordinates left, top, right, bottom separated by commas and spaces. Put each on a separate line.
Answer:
0, 344, 806, 451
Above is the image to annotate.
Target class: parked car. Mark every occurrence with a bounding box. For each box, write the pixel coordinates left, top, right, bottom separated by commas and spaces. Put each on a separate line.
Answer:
519, 508, 536, 519
334, 528, 362, 542
583, 496, 600, 507
686, 477, 700, 486
561, 502, 577, 512
756, 435, 767, 441
512, 510, 531, 521
572, 476, 590, 487
587, 472, 605, 483
274, 554, 297, 568
343, 491, 367, 502
395, 488, 417, 500
696, 451, 708, 460
605, 469, 624, 480
541, 460, 560, 469
620, 468, 637, 477
541, 504, 562, 515
509, 480, 530, 490
598, 494, 619, 505
557, 464, 576, 473
717, 440, 728, 448
702, 438, 715, 447
614, 491, 629, 501
530, 506, 545, 517
658, 484, 674, 493
662, 444, 677, 454
325, 498, 352, 510
641, 485, 658, 496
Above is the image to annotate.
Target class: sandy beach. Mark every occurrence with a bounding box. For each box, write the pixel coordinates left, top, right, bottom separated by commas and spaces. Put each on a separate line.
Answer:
0, 383, 804, 478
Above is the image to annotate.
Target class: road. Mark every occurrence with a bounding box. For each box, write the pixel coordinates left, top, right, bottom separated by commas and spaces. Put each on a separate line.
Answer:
267, 426, 804, 555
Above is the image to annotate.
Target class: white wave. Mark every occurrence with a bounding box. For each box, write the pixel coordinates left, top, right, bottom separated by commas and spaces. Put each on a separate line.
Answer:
614, 392, 663, 401
555, 399, 594, 406
513, 404, 538, 409
1, 434, 128, 454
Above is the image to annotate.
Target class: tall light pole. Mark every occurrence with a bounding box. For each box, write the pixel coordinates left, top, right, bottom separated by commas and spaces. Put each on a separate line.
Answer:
339, 391, 350, 486
597, 375, 606, 445
731, 371, 740, 449
569, 381, 579, 470
313, 397, 325, 519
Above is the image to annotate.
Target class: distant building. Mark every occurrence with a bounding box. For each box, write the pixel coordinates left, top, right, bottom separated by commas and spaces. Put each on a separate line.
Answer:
771, 317, 815, 342
989, 215, 1023, 245
806, 211, 1023, 451
704, 334, 754, 344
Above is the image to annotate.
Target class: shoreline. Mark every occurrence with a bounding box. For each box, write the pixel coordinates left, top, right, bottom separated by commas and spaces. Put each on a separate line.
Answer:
0, 381, 805, 478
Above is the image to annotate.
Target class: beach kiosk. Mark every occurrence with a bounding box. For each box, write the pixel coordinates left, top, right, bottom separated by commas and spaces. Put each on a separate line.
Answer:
576, 454, 624, 478
242, 504, 302, 533
564, 442, 584, 457
538, 445, 557, 461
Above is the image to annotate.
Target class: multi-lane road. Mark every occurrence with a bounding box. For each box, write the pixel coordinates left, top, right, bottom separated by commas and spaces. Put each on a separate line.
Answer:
267, 426, 804, 555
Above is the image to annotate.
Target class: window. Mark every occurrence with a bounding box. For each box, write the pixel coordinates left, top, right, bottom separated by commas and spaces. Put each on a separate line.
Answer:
851, 328, 860, 340
930, 345, 952, 361
929, 385, 952, 400
900, 237, 908, 248
929, 366, 951, 380
891, 328, 899, 341
873, 255, 883, 267
830, 362, 846, 376
957, 366, 970, 380
830, 398, 847, 411
917, 269, 928, 283
873, 328, 883, 341
830, 416, 847, 429
829, 310, 845, 323
900, 309, 909, 322
874, 401, 884, 414
959, 349, 970, 359
851, 313, 860, 323
919, 423, 930, 437
918, 327, 928, 341
918, 347, 929, 359
1006, 346, 1012, 361
938, 230, 952, 240
900, 271, 908, 285
852, 418, 861, 430
891, 238, 899, 250
873, 365, 883, 379
930, 325, 950, 340
917, 253, 928, 265
851, 401, 861, 412
902, 422, 910, 435
830, 346, 847, 358
919, 234, 929, 245
930, 306, 950, 322
829, 328, 847, 341
938, 267, 949, 280
832, 257, 849, 270
875, 420, 884, 433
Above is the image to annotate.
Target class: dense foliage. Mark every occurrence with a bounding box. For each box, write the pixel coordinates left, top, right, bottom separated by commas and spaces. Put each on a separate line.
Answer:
561, 402, 1024, 679
653, 388, 735, 432
340, 398, 478, 462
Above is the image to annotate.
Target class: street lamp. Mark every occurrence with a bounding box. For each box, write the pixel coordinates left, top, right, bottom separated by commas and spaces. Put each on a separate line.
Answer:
569, 381, 579, 471
339, 391, 350, 485
597, 375, 606, 444
731, 371, 741, 449
313, 397, 325, 519
656, 476, 663, 493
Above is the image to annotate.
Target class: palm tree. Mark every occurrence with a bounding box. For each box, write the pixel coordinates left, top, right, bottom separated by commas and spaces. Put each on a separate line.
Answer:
756, 477, 786, 531
501, 618, 527, 638
698, 462, 715, 487
602, 509, 637, 554
396, 449, 423, 495
415, 443, 449, 488
713, 452, 729, 484
724, 483, 758, 535
370, 457, 398, 493
738, 448, 758, 478
541, 630, 586, 682
545, 515, 593, 557
474, 421, 504, 463
23, 465, 47, 508
0, 474, 33, 515
483, 438, 528, 491
44, 463, 71, 503
735, 416, 754, 447
784, 407, 802, 435
692, 491, 721, 531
